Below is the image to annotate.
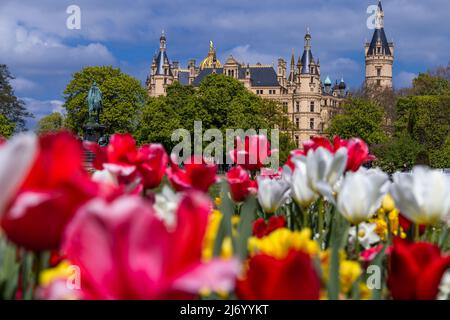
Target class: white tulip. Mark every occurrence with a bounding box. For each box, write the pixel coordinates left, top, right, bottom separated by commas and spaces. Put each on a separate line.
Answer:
390, 166, 450, 225
153, 186, 181, 230
337, 168, 389, 224
92, 169, 119, 186
256, 175, 290, 214
294, 147, 347, 203
0, 134, 38, 217
283, 163, 318, 208
349, 222, 380, 249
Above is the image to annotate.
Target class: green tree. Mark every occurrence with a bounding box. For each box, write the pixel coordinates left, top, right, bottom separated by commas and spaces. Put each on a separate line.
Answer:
372, 133, 425, 174
429, 135, 450, 169
36, 112, 64, 135
63, 66, 147, 135
137, 74, 293, 163
0, 114, 15, 138
412, 73, 449, 96
326, 97, 387, 145
0, 64, 33, 131
395, 95, 450, 150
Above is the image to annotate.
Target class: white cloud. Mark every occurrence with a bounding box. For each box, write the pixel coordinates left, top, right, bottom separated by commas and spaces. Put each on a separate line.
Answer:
223, 45, 277, 65
11, 77, 37, 93
22, 98, 64, 129
394, 71, 417, 89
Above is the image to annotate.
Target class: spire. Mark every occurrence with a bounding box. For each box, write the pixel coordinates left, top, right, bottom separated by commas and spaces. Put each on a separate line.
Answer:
159, 30, 166, 50
304, 27, 311, 50
300, 28, 314, 74
289, 49, 296, 82
290, 49, 295, 66
375, 1, 384, 29
367, 0, 391, 56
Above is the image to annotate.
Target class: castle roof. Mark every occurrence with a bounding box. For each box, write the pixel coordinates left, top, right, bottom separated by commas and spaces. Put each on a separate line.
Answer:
192, 66, 279, 87
367, 1, 392, 56
200, 41, 222, 70
324, 75, 332, 85
154, 50, 172, 76
367, 28, 391, 56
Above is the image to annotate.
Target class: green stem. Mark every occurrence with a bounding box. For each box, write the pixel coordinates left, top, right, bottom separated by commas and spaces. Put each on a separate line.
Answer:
303, 207, 308, 229
355, 224, 360, 260
318, 199, 324, 245
415, 223, 420, 241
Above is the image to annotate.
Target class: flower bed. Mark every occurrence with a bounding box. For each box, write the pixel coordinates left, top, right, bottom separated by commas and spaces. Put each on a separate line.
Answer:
0, 132, 449, 300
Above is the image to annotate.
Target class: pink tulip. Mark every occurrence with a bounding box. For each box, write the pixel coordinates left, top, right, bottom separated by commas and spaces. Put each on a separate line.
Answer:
226, 166, 257, 202
230, 135, 272, 171
62, 192, 238, 299
166, 155, 218, 193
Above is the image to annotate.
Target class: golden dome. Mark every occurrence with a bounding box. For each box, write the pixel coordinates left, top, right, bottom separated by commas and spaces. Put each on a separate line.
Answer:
200, 41, 222, 70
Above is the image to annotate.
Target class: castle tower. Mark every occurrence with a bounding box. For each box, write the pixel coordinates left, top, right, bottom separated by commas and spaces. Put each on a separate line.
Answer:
148, 31, 174, 97
365, 1, 394, 88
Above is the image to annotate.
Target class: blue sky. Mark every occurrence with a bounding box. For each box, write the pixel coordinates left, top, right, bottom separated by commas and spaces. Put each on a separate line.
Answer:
0, 0, 449, 129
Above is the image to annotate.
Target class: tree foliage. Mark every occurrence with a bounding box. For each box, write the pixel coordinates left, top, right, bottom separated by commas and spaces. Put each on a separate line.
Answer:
63, 66, 147, 135
395, 95, 450, 150
429, 135, 450, 169
372, 134, 425, 174
326, 97, 387, 145
36, 112, 64, 135
136, 74, 293, 163
0, 114, 15, 138
0, 64, 33, 131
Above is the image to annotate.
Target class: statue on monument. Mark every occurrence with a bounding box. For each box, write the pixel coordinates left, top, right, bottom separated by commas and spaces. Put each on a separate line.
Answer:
87, 81, 103, 124
83, 81, 108, 145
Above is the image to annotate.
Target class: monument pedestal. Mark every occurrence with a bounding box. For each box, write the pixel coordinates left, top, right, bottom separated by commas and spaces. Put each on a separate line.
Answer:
83, 122, 106, 142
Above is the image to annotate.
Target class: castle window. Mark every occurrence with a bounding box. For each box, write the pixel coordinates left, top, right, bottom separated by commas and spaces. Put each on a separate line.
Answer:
309, 118, 314, 130
295, 102, 300, 113
164, 78, 167, 85
282, 102, 288, 113
377, 79, 381, 86
311, 67, 315, 74
377, 47, 381, 54
294, 135, 299, 146
295, 117, 300, 129
377, 68, 381, 76
310, 101, 315, 113
310, 77, 314, 84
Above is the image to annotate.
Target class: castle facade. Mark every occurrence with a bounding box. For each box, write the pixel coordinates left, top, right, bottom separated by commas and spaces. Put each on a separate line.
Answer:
146, 1, 393, 146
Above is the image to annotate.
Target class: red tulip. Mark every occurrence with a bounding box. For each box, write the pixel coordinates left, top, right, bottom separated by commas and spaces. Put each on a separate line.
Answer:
387, 238, 450, 300
303, 136, 334, 154
62, 192, 238, 299
338, 137, 376, 172
107, 133, 138, 165
1, 131, 98, 251
226, 166, 257, 202
285, 149, 305, 170
167, 155, 218, 193
236, 250, 320, 300
303, 136, 375, 172
84, 134, 168, 190
399, 214, 426, 236
135, 144, 169, 189
252, 216, 286, 238
230, 135, 272, 171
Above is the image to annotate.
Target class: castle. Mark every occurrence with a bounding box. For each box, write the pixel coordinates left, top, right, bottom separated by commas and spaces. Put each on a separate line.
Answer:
146, 1, 393, 146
